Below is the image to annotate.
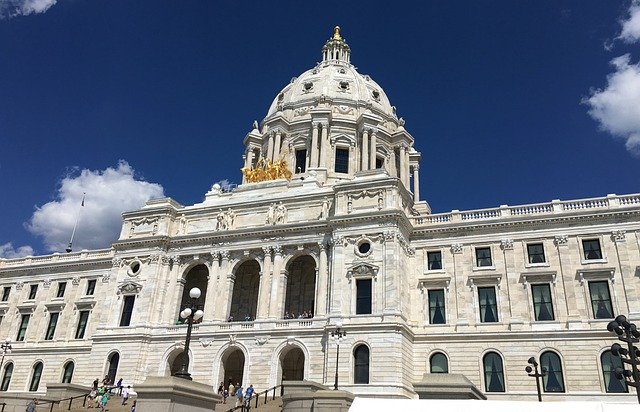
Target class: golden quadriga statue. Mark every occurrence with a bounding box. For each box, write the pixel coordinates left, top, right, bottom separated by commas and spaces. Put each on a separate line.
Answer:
241, 156, 293, 183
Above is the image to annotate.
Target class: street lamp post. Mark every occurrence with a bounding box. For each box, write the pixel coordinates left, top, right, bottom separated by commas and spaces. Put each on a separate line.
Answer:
331, 321, 346, 390
607, 314, 640, 404
0, 339, 11, 372
174, 287, 204, 380
525, 356, 546, 402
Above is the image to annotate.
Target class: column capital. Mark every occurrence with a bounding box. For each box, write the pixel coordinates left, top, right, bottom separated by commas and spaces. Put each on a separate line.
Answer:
220, 250, 231, 261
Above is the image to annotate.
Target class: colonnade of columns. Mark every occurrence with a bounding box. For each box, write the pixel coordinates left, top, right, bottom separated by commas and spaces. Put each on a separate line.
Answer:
176, 244, 331, 324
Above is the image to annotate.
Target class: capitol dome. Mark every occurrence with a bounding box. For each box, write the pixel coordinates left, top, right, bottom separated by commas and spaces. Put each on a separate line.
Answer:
265, 27, 397, 121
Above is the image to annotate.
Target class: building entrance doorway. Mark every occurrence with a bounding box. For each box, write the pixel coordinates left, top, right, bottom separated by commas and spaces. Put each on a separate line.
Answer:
223, 349, 245, 387
281, 347, 305, 381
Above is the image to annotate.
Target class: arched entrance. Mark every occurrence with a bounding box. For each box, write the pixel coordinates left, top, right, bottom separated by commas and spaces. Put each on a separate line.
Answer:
166, 350, 188, 377
178, 265, 208, 323
284, 256, 316, 318
229, 261, 260, 321
221, 349, 245, 387
106, 353, 119, 384
280, 347, 305, 381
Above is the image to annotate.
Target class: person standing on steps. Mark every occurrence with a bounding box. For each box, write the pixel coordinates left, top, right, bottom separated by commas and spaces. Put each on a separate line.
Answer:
235, 384, 243, 407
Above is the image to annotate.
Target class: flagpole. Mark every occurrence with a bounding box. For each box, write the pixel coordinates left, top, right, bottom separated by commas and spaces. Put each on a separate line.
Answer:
66, 193, 85, 253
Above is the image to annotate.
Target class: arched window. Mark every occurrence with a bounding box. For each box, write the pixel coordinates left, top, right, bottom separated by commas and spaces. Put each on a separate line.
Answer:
62, 361, 74, 383
540, 351, 564, 392
483, 352, 505, 392
601, 350, 628, 393
107, 352, 120, 385
430, 352, 448, 373
1, 363, 13, 391
29, 362, 43, 392
353, 345, 370, 384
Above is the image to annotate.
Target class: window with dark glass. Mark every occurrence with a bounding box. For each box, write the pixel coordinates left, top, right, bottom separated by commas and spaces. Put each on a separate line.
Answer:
120, 296, 135, 327
354, 345, 370, 384
334, 148, 349, 173
428, 289, 446, 324
86, 279, 96, 295
295, 149, 307, 173
583, 239, 603, 260
430, 353, 448, 373
427, 251, 442, 270
483, 352, 505, 392
28, 284, 38, 300
1, 286, 10, 301
45, 312, 59, 340
527, 243, 546, 264
540, 351, 565, 392
17, 314, 30, 341
589, 281, 614, 319
601, 350, 628, 393
356, 279, 372, 315
56, 282, 66, 298
29, 362, 43, 392
75, 311, 89, 339
375, 157, 384, 169
475, 247, 492, 267
531, 284, 554, 321
62, 361, 74, 383
478, 287, 498, 323
1, 363, 13, 391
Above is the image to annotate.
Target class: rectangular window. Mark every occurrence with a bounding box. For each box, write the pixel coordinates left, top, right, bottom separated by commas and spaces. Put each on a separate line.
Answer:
56, 282, 67, 298
86, 279, 96, 295
75, 311, 89, 339
475, 247, 492, 267
45, 312, 59, 340
428, 289, 446, 324
427, 251, 442, 270
478, 287, 498, 323
531, 284, 555, 321
17, 314, 30, 341
120, 296, 136, 327
356, 279, 372, 315
583, 239, 603, 260
527, 243, 546, 264
375, 157, 384, 169
28, 284, 38, 300
334, 148, 349, 173
589, 281, 614, 319
295, 149, 307, 173
1, 287, 10, 301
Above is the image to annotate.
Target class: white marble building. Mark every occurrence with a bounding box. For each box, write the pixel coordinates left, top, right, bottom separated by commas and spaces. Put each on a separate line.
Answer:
1, 27, 640, 402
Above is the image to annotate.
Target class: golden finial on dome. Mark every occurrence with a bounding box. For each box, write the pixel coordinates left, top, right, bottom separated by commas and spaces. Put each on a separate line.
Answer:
333, 26, 342, 40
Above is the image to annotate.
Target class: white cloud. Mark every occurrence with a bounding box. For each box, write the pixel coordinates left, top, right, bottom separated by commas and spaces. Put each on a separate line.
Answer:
584, 54, 640, 156
0, 242, 34, 259
27, 161, 164, 253
0, 0, 57, 19
619, 0, 640, 43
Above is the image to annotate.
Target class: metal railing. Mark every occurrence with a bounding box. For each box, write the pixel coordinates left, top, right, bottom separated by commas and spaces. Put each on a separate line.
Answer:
223, 383, 285, 412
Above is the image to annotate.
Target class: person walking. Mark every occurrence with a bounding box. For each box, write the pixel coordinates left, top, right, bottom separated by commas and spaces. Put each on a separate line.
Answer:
122, 385, 130, 405
235, 384, 243, 407
116, 377, 123, 396
244, 384, 254, 407
26, 398, 39, 412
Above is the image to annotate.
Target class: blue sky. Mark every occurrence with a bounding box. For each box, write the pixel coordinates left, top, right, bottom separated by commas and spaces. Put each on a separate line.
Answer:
1, 1, 639, 257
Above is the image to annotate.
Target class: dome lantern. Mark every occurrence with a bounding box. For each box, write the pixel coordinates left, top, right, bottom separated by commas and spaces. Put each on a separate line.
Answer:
322, 26, 351, 64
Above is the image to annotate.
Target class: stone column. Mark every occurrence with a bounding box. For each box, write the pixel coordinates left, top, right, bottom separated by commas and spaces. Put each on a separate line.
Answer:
215, 251, 231, 320
348, 143, 356, 175
399, 145, 407, 186
274, 131, 282, 160
311, 123, 320, 168
269, 246, 285, 318
319, 123, 329, 168
246, 150, 254, 168
316, 242, 329, 316
257, 247, 272, 319
404, 149, 411, 189
389, 148, 397, 177
413, 164, 420, 201
203, 252, 220, 321
361, 129, 369, 171
267, 132, 274, 162
369, 131, 377, 170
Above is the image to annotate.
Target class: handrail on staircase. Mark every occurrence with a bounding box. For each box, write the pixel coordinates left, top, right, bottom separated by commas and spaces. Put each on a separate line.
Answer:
224, 383, 285, 412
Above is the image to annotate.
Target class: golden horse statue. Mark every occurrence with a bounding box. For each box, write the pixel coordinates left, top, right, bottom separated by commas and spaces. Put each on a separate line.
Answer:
241, 154, 293, 183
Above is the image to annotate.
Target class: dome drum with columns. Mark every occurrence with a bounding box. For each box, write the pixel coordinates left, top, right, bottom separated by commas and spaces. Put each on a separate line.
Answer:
243, 27, 423, 206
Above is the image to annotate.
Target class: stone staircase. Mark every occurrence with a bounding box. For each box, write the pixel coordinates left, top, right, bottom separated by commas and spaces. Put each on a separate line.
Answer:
219, 396, 282, 412
46, 396, 135, 412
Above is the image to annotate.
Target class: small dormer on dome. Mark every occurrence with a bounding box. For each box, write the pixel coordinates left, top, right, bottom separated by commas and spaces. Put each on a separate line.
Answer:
322, 26, 351, 64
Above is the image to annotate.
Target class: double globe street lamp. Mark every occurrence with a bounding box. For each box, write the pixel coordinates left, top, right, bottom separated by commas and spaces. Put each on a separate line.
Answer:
0, 338, 11, 372
607, 314, 640, 404
174, 287, 204, 380
525, 356, 547, 402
